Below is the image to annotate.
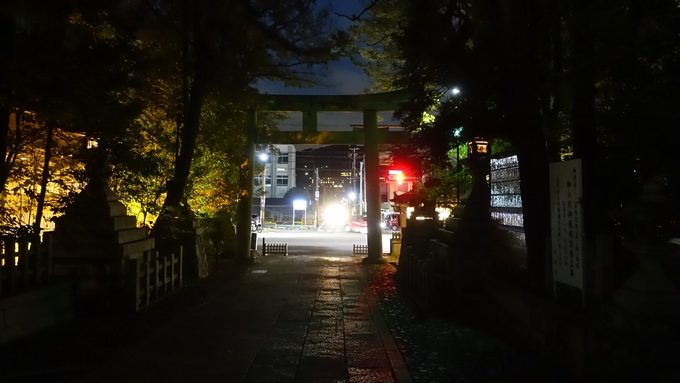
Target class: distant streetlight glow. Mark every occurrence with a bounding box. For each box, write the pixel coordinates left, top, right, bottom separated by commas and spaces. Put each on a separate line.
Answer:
451, 87, 460, 95
259, 153, 268, 161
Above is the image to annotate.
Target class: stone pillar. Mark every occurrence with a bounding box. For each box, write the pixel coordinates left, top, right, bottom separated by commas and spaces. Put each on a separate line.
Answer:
236, 110, 256, 262
446, 145, 491, 305
611, 180, 680, 337
362, 109, 386, 264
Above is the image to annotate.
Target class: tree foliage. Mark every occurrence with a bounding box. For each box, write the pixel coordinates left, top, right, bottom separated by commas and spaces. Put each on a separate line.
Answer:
132, 0, 348, 212
351, 0, 680, 288
1, 0, 348, 238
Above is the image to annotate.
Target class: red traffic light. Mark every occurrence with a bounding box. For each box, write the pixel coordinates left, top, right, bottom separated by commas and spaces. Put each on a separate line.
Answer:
387, 170, 407, 183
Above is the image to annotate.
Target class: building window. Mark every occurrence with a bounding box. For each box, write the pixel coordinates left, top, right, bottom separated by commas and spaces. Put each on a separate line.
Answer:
277, 153, 289, 164
255, 175, 271, 186
276, 175, 288, 186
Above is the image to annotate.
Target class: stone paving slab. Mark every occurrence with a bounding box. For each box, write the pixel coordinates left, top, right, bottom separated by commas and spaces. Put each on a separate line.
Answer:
73, 255, 411, 383
0, 253, 564, 383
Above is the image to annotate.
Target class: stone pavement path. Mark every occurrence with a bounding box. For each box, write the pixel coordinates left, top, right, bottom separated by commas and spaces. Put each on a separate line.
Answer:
75, 255, 411, 383
1, 254, 562, 383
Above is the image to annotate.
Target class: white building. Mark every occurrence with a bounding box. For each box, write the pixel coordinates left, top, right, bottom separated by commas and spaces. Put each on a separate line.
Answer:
255, 144, 297, 198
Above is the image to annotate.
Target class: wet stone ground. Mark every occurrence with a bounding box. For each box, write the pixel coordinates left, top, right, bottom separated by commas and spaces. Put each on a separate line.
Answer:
362, 264, 564, 383
0, 257, 567, 383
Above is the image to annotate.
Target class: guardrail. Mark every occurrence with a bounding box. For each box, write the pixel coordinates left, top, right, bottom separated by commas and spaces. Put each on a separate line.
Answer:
129, 247, 183, 311
275, 224, 315, 230
352, 244, 369, 257
263, 242, 288, 256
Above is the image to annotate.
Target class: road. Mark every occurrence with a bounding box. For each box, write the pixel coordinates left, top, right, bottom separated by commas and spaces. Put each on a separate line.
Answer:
253, 230, 394, 257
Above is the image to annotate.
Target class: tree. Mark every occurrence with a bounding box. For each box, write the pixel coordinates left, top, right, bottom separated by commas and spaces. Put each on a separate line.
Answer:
0, 0, 145, 236
133, 0, 348, 213
1, 113, 82, 236
284, 187, 311, 203
352, 0, 680, 291
0, 1, 17, 193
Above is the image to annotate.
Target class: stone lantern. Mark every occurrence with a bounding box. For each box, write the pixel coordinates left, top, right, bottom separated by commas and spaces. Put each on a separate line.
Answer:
450, 137, 490, 228
611, 178, 680, 336
467, 137, 488, 157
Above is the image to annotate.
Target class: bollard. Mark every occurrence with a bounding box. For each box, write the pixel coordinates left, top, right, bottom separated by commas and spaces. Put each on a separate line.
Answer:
426, 254, 436, 302
397, 246, 409, 283
409, 253, 419, 289
250, 232, 257, 251
417, 258, 426, 297
397, 246, 411, 284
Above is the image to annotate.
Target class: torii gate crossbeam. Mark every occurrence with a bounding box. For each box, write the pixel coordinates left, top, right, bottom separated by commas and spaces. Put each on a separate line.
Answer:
236, 90, 410, 264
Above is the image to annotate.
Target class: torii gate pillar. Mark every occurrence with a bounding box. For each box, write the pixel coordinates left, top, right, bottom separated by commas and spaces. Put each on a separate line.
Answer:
362, 109, 387, 263
236, 110, 257, 263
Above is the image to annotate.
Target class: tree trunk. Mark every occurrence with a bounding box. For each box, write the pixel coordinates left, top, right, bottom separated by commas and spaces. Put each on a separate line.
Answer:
33, 124, 54, 235
570, 0, 603, 240
0, 6, 15, 193
499, 0, 551, 291
164, 1, 207, 209
544, 12, 564, 163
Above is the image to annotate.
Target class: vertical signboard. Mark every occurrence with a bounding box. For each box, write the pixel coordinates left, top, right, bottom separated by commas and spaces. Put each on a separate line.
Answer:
549, 159, 584, 290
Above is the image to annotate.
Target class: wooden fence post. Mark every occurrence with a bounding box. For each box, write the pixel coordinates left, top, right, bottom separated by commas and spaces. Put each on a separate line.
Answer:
18, 236, 29, 291
177, 245, 183, 289
163, 253, 171, 294
32, 235, 41, 287
157, 250, 164, 296
44, 232, 53, 284
169, 249, 175, 292
155, 250, 162, 299
6, 237, 17, 295
129, 258, 140, 311
153, 250, 160, 299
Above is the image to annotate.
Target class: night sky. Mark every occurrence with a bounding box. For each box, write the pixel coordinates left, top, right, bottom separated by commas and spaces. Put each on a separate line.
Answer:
257, 0, 399, 130
257, 0, 371, 96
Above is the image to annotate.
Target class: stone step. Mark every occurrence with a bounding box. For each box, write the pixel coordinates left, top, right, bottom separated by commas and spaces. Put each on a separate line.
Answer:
117, 228, 148, 245
121, 238, 155, 258
107, 200, 127, 217
112, 216, 137, 231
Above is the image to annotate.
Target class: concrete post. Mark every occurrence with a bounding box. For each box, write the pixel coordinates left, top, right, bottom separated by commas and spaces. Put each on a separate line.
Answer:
237, 110, 256, 262
362, 109, 386, 264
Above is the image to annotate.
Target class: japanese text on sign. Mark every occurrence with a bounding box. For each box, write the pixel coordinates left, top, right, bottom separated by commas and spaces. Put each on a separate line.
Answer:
549, 159, 584, 289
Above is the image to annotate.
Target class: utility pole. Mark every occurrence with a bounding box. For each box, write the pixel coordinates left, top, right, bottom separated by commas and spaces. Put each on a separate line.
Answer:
260, 163, 266, 223
315, 167, 320, 228
349, 147, 359, 214
359, 161, 364, 214
270, 153, 276, 198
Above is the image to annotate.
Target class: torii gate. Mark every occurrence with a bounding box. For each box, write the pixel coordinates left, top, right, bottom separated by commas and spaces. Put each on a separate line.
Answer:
236, 90, 411, 263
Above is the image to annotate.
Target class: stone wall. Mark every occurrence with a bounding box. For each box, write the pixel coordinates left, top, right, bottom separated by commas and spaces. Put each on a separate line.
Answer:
0, 281, 77, 345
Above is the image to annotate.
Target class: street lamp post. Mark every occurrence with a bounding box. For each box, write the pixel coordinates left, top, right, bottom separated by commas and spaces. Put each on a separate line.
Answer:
259, 153, 268, 225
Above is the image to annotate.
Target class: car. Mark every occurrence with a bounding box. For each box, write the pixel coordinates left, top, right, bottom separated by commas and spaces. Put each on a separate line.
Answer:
345, 215, 368, 234
383, 213, 403, 231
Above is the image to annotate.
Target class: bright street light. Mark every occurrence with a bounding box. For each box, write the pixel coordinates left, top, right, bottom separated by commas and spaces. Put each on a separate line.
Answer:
451, 87, 460, 95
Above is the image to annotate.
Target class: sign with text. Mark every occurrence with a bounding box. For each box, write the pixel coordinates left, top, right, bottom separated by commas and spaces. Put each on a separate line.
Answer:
549, 159, 584, 290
